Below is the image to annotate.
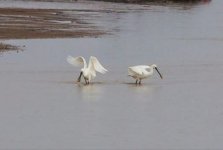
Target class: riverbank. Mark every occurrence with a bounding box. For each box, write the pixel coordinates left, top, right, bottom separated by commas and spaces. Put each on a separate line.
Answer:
0, 42, 22, 53
95, 0, 211, 3
0, 8, 105, 39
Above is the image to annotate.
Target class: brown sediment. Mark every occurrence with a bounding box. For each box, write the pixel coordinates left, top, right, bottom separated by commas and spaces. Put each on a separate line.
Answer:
0, 42, 22, 53
0, 43, 17, 49
0, 8, 106, 39
95, 0, 211, 4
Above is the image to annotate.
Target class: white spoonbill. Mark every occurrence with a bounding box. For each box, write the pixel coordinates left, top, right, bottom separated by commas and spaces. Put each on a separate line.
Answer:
128, 64, 163, 84
67, 56, 108, 84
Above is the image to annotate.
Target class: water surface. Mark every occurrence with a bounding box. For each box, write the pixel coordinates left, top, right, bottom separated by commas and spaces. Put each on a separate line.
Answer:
1, 0, 223, 149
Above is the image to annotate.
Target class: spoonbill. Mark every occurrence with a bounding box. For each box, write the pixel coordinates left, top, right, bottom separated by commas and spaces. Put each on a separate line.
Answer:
128, 64, 163, 84
67, 56, 108, 84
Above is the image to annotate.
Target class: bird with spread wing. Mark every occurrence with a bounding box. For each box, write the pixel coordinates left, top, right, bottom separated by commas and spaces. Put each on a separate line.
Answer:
67, 56, 108, 84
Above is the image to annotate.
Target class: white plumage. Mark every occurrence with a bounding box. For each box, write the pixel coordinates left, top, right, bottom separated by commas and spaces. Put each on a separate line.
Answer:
128, 64, 163, 84
67, 56, 108, 84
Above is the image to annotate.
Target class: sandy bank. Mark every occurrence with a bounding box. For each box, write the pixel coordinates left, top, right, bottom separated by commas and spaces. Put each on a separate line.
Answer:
0, 8, 105, 39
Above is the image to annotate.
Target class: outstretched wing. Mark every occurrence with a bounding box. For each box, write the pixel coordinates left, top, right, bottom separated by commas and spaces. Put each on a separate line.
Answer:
67, 56, 86, 67
89, 56, 108, 74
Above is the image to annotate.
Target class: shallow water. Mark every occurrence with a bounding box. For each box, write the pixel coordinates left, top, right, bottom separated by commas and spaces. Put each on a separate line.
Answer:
1, 0, 223, 149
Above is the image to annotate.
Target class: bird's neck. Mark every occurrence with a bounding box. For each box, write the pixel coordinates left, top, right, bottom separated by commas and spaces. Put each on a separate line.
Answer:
83, 59, 87, 69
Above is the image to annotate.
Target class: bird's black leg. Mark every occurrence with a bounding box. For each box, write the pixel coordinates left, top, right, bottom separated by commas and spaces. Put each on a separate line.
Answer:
77, 72, 83, 82
135, 79, 138, 84
84, 77, 88, 85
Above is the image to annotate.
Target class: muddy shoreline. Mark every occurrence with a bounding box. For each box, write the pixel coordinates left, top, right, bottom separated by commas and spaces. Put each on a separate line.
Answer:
0, 42, 22, 53
0, 8, 106, 39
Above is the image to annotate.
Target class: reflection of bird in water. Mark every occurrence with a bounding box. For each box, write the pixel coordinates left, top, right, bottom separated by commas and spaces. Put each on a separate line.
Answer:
77, 83, 103, 101
67, 56, 108, 85
128, 84, 156, 95
128, 64, 163, 84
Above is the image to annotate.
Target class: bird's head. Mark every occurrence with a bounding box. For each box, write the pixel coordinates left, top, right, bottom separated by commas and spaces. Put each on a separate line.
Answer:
151, 64, 157, 69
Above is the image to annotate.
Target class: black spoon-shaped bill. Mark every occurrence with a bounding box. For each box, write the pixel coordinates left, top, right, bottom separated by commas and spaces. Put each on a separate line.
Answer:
155, 67, 163, 79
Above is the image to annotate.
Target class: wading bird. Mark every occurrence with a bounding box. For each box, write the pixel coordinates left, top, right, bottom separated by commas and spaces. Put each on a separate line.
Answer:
67, 56, 108, 84
128, 64, 163, 84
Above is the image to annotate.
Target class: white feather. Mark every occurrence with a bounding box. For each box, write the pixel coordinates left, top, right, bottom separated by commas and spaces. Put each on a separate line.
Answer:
67, 56, 86, 67
89, 56, 108, 74
128, 65, 150, 76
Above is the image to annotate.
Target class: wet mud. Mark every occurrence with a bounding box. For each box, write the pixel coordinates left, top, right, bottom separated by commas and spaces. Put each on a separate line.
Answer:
0, 8, 105, 39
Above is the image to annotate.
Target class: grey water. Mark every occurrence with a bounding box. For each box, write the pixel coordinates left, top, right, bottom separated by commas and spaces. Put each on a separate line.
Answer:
1, 0, 223, 149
